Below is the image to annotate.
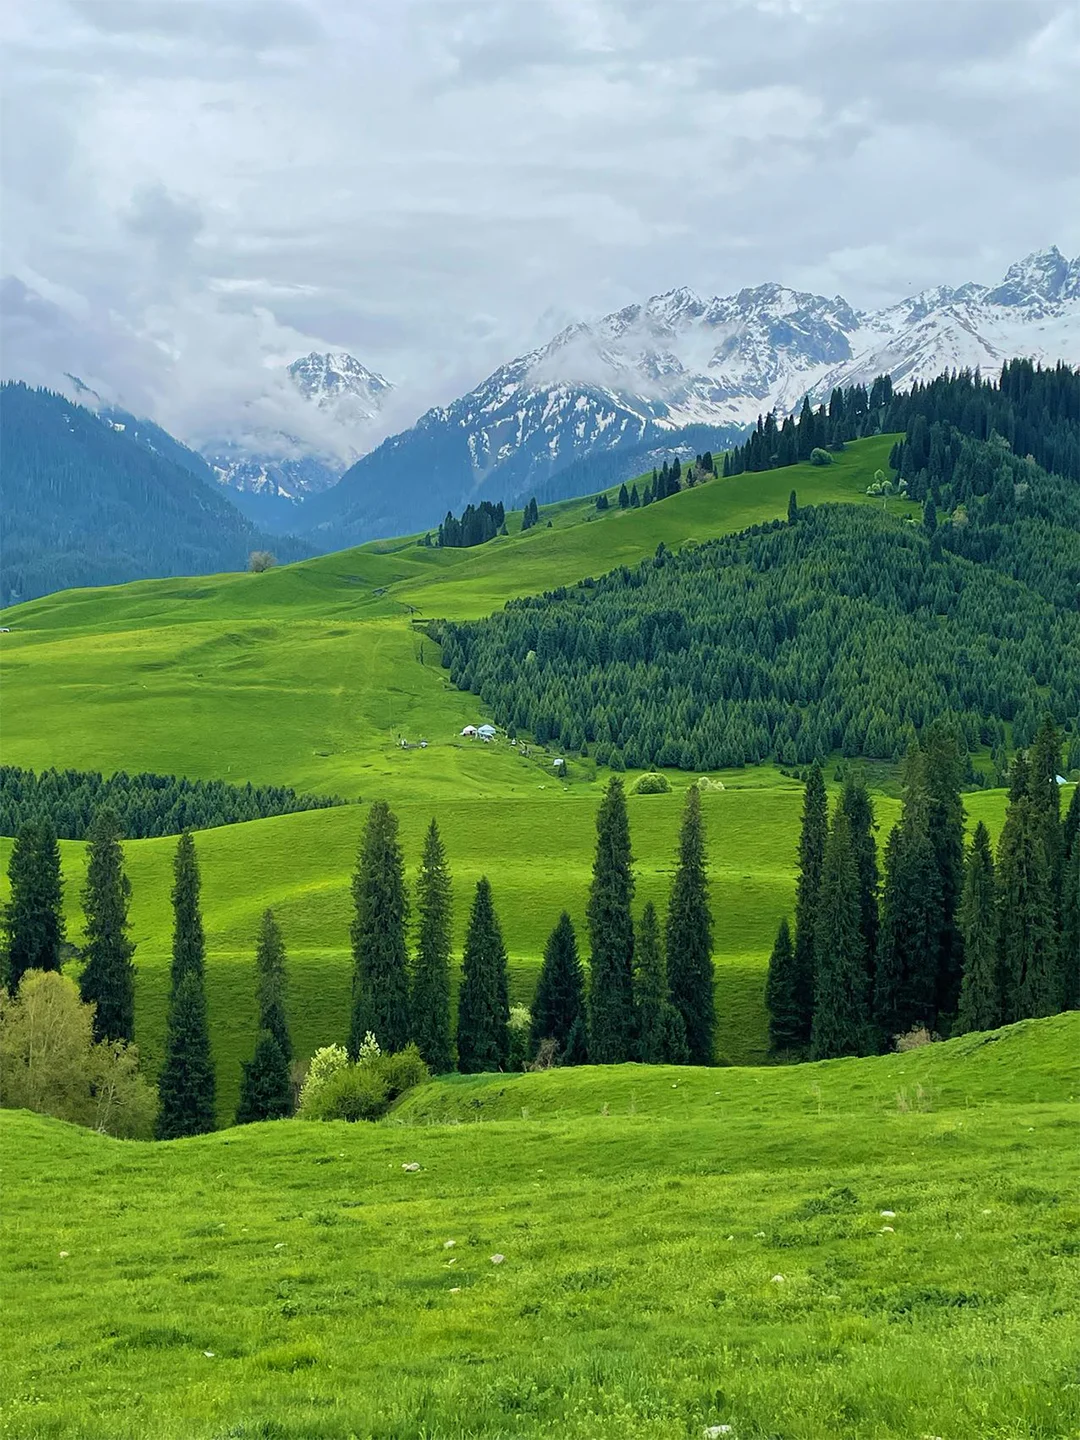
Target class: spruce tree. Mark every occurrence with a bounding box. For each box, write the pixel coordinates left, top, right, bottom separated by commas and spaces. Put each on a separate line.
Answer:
634, 901, 673, 1063
411, 818, 454, 1073
791, 765, 827, 1046
997, 783, 1060, 1021
254, 909, 291, 1062
922, 722, 966, 1019
787, 489, 798, 523
586, 778, 636, 1063
349, 800, 410, 1056
810, 802, 868, 1059
78, 807, 136, 1043
171, 829, 204, 986
1060, 822, 1079, 1011
1028, 717, 1063, 885
764, 917, 800, 1052
618, 482, 630, 509
157, 831, 215, 1138
665, 785, 714, 1064
456, 878, 510, 1073
3, 816, 65, 990
156, 970, 216, 1138
531, 911, 585, 1057
840, 775, 879, 985
236, 1029, 292, 1124
874, 754, 942, 1041
955, 823, 1000, 1034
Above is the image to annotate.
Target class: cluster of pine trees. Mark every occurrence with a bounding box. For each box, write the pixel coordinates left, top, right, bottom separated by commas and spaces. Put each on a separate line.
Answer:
0, 766, 345, 841
520, 497, 541, 531
435, 501, 1079, 771
766, 720, 1078, 1059
437, 500, 507, 548
724, 374, 896, 476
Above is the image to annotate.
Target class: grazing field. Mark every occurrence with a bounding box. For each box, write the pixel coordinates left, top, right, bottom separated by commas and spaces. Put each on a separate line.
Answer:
3, 1014, 1078, 1440
0, 438, 904, 798
0, 782, 1036, 1123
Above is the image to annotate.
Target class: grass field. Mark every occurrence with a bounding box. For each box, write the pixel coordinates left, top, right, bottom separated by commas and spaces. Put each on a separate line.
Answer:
0, 780, 1046, 1123
3, 1014, 1078, 1439
0, 437, 904, 798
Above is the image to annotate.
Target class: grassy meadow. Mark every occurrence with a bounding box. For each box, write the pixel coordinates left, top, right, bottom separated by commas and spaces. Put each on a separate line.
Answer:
0, 438, 904, 798
3, 1014, 1078, 1439
0, 780, 1037, 1123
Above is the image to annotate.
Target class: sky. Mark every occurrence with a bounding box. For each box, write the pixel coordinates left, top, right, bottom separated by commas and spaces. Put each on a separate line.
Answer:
2, 0, 1079, 449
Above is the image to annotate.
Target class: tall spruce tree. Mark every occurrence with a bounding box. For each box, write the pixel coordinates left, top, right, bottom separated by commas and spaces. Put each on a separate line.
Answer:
1029, 717, 1064, 887
811, 802, 869, 1059
156, 970, 216, 1138
411, 818, 454, 1073
531, 911, 586, 1058
874, 752, 942, 1041
3, 816, 65, 990
78, 807, 136, 1042
840, 775, 879, 985
955, 823, 1000, 1034
997, 779, 1060, 1021
157, 832, 215, 1138
349, 801, 410, 1056
665, 785, 714, 1064
791, 765, 827, 1047
634, 901, 688, 1064
764, 917, 800, 1053
586, 777, 636, 1063
236, 1029, 292, 1124
170, 829, 204, 986
922, 722, 966, 1020
456, 877, 510, 1073
253, 908, 291, 1063
1061, 814, 1079, 1011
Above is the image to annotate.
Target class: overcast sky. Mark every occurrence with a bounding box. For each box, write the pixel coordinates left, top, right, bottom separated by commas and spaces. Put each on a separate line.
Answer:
3, 0, 1079, 438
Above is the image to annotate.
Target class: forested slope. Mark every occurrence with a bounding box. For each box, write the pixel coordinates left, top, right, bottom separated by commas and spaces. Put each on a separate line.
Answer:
0, 384, 307, 603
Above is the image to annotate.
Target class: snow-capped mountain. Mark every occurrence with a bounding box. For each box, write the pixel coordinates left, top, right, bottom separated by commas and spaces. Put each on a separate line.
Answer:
205, 351, 393, 499
305, 246, 1080, 544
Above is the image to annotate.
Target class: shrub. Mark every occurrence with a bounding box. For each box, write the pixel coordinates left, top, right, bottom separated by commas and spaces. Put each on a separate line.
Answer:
380, 1044, 430, 1099
633, 772, 671, 795
0, 970, 155, 1138
248, 551, 277, 573
809, 448, 833, 466
297, 1044, 348, 1114
507, 1005, 532, 1072
894, 1026, 937, 1052
305, 1064, 389, 1122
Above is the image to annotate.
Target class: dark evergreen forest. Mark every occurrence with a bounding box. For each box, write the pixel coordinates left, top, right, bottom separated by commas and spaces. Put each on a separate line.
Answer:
435, 365, 1080, 771
436, 501, 506, 548
0, 383, 306, 604
0, 766, 346, 841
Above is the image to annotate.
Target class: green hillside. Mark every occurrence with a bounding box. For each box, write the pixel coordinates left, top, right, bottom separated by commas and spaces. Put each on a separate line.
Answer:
0, 781, 1039, 1122
0, 437, 903, 798
3, 1013, 1077, 1440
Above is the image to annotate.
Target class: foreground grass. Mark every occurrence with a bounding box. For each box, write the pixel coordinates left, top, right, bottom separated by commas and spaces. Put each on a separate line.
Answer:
0, 784, 1036, 1121
3, 1016, 1078, 1440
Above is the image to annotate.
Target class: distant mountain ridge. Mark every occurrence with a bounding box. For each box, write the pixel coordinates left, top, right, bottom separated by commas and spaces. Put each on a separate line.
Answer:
305, 245, 1080, 543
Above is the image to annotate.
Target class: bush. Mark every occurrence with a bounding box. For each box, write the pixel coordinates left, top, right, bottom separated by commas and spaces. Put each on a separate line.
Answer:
633, 772, 671, 795
0, 971, 155, 1138
248, 550, 277, 573
380, 1044, 430, 1099
809, 448, 833, 466
297, 1041, 430, 1122
507, 1005, 532, 1072
305, 1064, 389, 1122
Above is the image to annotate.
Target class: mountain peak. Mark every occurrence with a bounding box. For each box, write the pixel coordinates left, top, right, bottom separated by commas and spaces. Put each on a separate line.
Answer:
287, 351, 392, 403
986, 245, 1075, 307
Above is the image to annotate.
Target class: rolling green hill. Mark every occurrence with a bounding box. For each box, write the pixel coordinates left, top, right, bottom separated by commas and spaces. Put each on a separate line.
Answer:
0, 780, 1041, 1122
3, 1013, 1077, 1440
0, 437, 903, 798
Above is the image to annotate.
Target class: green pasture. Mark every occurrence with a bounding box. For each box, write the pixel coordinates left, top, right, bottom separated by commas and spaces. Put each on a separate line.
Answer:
0, 782, 1037, 1124
3, 1014, 1078, 1439
0, 438, 905, 799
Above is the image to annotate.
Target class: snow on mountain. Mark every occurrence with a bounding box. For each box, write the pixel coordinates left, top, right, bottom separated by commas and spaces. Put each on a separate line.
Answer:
310, 246, 1080, 543
205, 351, 393, 498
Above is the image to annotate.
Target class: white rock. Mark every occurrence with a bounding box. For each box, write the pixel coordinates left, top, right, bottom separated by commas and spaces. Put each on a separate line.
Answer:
273, 1242, 285, 1250
490, 1253, 505, 1265
444, 1239, 456, 1248
880, 1226, 895, 1233
402, 1162, 421, 1172
704, 1427, 734, 1437
449, 1286, 461, 1293
880, 1210, 896, 1218
771, 1274, 785, 1283
754, 1231, 766, 1239
203, 1351, 215, 1358
59, 1251, 69, 1259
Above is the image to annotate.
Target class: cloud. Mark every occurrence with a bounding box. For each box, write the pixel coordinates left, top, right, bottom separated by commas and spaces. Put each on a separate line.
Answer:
2, 0, 1079, 452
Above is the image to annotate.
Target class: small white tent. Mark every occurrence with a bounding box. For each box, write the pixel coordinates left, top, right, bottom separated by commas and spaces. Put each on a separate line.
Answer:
461, 726, 478, 737
477, 724, 497, 739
